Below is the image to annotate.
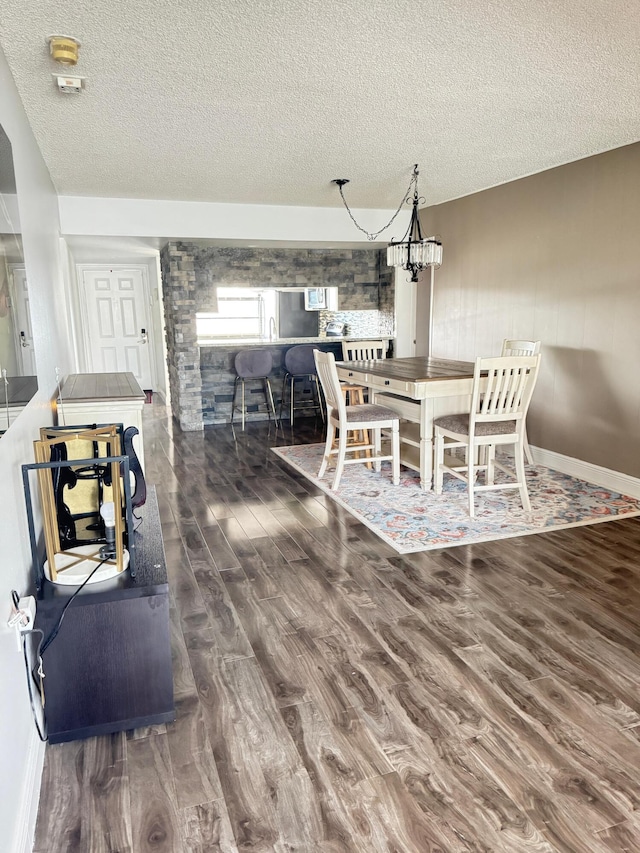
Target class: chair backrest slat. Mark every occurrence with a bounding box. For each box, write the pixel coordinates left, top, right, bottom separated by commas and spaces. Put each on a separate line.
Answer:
342, 340, 388, 361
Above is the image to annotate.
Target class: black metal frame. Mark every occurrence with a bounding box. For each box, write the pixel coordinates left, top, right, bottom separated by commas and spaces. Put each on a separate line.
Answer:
22, 453, 135, 591
388, 165, 443, 283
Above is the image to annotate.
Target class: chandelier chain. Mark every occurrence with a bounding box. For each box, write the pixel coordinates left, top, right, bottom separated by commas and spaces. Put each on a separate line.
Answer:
336, 169, 418, 241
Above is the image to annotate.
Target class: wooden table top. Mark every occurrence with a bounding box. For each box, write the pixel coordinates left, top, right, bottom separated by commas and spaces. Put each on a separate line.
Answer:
336, 356, 476, 383
61, 372, 145, 402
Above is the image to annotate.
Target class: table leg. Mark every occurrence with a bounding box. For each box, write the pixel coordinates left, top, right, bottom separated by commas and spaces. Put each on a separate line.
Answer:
419, 399, 433, 490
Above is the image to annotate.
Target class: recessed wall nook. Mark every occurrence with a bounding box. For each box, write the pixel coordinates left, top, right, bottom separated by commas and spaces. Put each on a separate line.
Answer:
160, 243, 395, 428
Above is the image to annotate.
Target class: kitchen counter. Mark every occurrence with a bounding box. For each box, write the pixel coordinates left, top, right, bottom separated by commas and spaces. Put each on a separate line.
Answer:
199, 337, 395, 425
199, 334, 393, 348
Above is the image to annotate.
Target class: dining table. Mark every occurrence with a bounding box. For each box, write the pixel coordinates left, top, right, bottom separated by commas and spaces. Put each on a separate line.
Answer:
335, 356, 482, 490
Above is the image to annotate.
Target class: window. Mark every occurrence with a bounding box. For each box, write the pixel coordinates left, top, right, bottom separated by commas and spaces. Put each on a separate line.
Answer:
196, 288, 275, 341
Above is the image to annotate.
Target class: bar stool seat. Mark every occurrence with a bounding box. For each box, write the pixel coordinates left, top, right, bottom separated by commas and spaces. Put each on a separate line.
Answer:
279, 345, 325, 425
231, 349, 277, 430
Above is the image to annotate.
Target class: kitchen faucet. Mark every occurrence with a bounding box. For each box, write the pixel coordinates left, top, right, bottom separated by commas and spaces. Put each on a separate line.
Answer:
269, 316, 277, 341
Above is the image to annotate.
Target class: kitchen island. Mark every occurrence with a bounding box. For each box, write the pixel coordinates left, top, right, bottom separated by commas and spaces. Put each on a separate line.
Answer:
200, 336, 393, 424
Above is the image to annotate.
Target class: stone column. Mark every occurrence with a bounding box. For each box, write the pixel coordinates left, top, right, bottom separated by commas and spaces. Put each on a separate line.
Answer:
160, 242, 203, 431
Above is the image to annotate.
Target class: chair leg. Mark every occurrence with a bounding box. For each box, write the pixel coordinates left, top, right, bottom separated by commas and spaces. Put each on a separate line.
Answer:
278, 374, 287, 424
263, 376, 278, 423
515, 439, 531, 512
434, 430, 444, 494
391, 421, 400, 485
289, 376, 295, 425
373, 428, 382, 472
523, 425, 534, 465
230, 376, 240, 425
486, 444, 496, 485
466, 443, 475, 517
333, 429, 348, 489
319, 422, 335, 478
312, 375, 325, 423
240, 378, 246, 430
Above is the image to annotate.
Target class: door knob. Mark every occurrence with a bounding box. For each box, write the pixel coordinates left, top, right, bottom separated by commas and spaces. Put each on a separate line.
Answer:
20, 331, 29, 348
139, 328, 148, 344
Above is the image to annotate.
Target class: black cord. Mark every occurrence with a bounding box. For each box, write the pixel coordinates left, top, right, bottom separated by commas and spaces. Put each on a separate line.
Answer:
22, 628, 47, 742
40, 558, 107, 656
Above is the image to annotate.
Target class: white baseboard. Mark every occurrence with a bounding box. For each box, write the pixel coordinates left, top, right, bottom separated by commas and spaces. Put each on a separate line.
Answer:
14, 730, 45, 853
531, 446, 640, 500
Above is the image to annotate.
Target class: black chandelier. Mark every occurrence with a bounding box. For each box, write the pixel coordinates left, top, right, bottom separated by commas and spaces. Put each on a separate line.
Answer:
332, 164, 442, 283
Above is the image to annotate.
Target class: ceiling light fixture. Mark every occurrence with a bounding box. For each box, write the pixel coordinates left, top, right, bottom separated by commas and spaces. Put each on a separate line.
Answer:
332, 164, 442, 282
47, 35, 81, 66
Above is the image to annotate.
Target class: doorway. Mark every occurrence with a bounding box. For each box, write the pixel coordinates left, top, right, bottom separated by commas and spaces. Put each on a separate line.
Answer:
79, 266, 156, 391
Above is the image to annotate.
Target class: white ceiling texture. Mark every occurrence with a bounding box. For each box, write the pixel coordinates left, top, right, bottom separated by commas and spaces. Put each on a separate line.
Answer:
1, 0, 639, 211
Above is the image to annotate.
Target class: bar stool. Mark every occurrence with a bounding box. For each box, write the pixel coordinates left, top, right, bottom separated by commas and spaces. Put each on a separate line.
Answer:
279, 345, 325, 425
336, 384, 372, 466
231, 349, 277, 430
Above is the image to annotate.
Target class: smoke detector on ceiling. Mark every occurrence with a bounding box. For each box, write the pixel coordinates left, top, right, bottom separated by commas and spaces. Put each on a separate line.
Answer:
47, 34, 81, 65
52, 74, 86, 94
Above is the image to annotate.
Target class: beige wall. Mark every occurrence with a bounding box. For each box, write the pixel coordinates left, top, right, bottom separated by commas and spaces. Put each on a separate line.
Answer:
421, 142, 640, 477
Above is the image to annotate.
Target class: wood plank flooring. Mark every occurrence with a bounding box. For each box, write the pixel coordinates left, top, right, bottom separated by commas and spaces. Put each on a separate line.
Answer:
34, 403, 640, 852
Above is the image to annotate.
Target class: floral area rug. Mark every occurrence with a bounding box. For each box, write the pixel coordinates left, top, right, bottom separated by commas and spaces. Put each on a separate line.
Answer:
272, 443, 640, 554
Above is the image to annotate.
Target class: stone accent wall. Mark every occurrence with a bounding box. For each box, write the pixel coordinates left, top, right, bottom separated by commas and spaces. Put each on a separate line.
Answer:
191, 246, 384, 311
160, 242, 203, 431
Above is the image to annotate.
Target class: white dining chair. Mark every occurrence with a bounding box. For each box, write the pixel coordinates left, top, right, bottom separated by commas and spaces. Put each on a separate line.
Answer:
501, 339, 541, 357
340, 340, 389, 407
341, 340, 389, 361
501, 339, 541, 463
433, 354, 541, 517
313, 349, 400, 490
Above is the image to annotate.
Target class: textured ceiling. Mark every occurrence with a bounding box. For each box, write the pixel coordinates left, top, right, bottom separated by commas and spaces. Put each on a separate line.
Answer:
1, 0, 639, 209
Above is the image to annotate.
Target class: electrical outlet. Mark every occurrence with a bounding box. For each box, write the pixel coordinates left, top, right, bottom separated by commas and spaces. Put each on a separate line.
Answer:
17, 596, 36, 631
7, 595, 36, 650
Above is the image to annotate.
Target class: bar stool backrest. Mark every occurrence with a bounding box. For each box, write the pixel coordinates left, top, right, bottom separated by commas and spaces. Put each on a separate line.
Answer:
284, 345, 317, 376
235, 349, 273, 379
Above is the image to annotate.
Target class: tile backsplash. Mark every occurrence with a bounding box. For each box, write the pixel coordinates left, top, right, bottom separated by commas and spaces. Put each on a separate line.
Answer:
319, 309, 394, 337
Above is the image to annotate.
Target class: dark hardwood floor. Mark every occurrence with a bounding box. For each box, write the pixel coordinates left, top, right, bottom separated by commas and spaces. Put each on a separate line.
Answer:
33, 403, 640, 852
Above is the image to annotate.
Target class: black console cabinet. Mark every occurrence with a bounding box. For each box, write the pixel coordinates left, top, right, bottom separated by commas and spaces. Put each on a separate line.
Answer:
35, 487, 175, 744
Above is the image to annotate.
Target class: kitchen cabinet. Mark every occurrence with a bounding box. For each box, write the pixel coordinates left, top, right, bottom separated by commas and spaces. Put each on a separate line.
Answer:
58, 372, 147, 470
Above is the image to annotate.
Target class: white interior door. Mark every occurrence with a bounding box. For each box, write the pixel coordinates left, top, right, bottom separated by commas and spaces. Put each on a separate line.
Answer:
394, 268, 418, 358
81, 268, 154, 389
10, 266, 37, 375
